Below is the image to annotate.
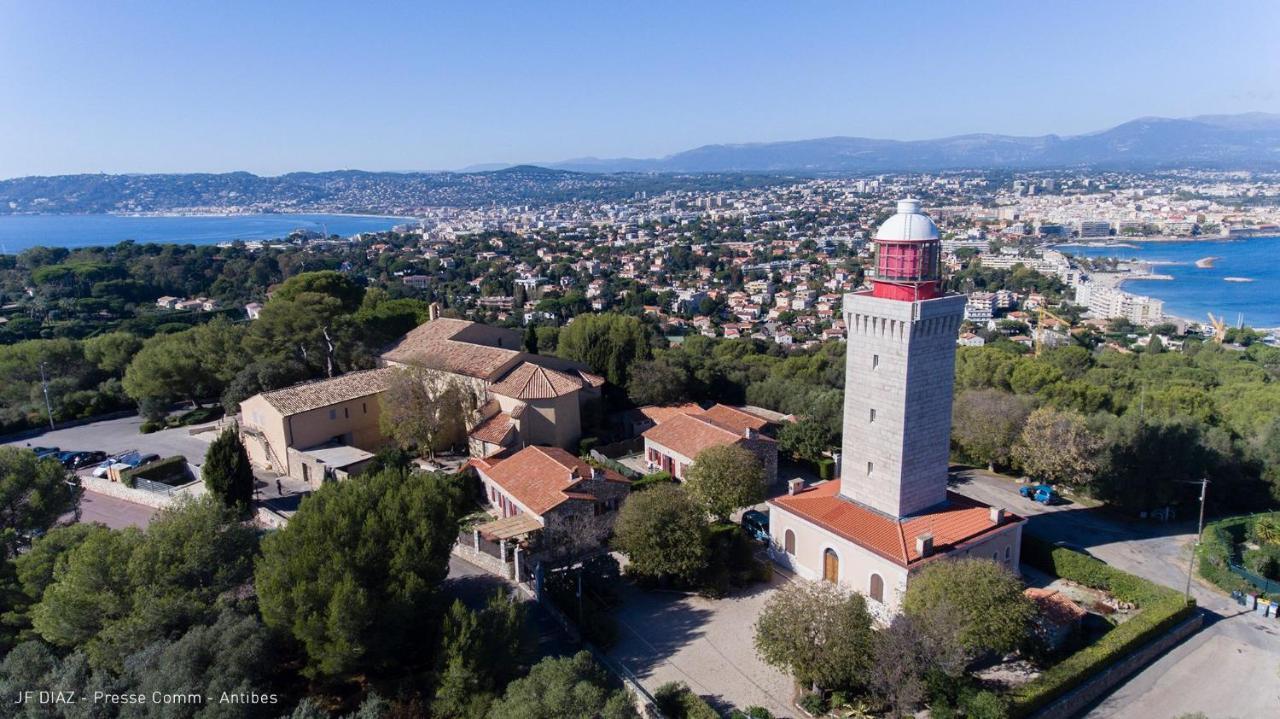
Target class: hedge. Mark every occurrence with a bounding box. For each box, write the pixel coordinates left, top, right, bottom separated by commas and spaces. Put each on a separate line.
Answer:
120, 455, 191, 488
1197, 513, 1280, 597
654, 682, 719, 719
1009, 535, 1195, 716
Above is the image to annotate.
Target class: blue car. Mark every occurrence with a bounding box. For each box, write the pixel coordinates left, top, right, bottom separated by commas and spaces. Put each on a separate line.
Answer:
741, 509, 770, 543
1019, 484, 1058, 504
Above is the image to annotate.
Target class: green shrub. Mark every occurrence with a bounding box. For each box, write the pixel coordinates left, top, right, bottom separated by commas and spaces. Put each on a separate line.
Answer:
632, 470, 674, 491
1243, 545, 1280, 581
139, 420, 163, 434
654, 682, 720, 719
1011, 535, 1194, 716
120, 455, 191, 488
578, 436, 599, 456
1197, 513, 1280, 595
798, 691, 827, 716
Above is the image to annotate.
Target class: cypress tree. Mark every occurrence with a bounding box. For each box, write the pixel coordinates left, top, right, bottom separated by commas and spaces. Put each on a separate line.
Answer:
203, 425, 255, 513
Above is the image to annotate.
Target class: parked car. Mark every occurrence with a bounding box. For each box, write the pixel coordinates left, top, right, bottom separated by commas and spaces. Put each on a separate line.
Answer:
92, 451, 142, 478
136, 453, 161, 467
60, 450, 108, 469
741, 509, 770, 543
1019, 483, 1058, 505
31, 446, 60, 459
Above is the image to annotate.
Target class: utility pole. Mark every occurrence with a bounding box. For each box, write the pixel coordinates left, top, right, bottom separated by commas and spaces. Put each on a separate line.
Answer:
38, 361, 54, 430
1183, 478, 1209, 602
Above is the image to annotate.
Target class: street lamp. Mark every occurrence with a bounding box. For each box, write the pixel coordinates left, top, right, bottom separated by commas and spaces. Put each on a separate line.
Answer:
1180, 478, 1209, 603
38, 361, 54, 431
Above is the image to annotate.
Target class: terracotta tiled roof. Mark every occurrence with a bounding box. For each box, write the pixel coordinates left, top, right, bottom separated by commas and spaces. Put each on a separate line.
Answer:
643, 412, 747, 460
473, 445, 628, 516
635, 403, 704, 426
702, 404, 769, 433
469, 412, 515, 446
576, 369, 606, 388
489, 362, 584, 400
1026, 588, 1087, 625
769, 481, 1023, 567
258, 368, 395, 416
380, 318, 523, 380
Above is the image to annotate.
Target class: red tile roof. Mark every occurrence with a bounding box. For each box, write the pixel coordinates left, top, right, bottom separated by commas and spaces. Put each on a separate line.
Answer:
635, 403, 704, 426
472, 445, 628, 516
1026, 588, 1087, 625
643, 411, 749, 460
469, 412, 515, 446
380, 318, 522, 380
769, 480, 1022, 567
701, 404, 769, 433
489, 362, 584, 400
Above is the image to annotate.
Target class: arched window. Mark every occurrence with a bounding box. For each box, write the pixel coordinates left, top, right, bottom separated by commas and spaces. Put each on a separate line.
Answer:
1005, 546, 1011, 561
784, 529, 795, 555
823, 548, 839, 583
869, 573, 884, 603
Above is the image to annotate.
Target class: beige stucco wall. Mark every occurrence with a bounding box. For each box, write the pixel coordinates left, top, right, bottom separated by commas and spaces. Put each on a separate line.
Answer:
239, 391, 385, 478
769, 507, 910, 621
494, 393, 582, 450
768, 505, 1024, 622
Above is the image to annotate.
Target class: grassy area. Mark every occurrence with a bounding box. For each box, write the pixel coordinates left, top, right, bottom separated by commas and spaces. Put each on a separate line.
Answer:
1197, 511, 1280, 598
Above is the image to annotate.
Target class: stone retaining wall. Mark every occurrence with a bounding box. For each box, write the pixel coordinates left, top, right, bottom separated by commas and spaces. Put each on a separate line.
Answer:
80, 473, 204, 510
1031, 612, 1204, 719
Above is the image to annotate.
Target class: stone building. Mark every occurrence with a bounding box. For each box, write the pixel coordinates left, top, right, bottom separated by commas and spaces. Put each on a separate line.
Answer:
768, 199, 1025, 621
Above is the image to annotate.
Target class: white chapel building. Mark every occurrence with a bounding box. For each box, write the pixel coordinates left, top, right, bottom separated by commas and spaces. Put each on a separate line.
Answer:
768, 199, 1025, 622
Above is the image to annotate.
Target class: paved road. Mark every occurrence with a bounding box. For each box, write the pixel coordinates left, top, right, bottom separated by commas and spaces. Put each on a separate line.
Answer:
4, 414, 217, 468
608, 576, 794, 717
77, 490, 158, 529
950, 470, 1280, 719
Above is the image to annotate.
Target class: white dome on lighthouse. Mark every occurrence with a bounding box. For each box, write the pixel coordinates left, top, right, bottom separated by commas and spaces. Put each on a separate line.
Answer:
874, 198, 939, 242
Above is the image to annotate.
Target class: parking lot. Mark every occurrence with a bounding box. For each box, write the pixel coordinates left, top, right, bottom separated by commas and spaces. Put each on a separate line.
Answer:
4, 414, 219, 470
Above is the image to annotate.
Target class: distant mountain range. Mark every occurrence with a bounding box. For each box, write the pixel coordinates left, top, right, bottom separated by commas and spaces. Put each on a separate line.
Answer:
3, 113, 1278, 215
538, 113, 1280, 173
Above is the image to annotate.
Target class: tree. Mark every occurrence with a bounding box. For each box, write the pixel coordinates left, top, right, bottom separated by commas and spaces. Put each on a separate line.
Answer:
753, 579, 876, 692
0, 447, 79, 558
625, 359, 688, 406
869, 608, 968, 717
684, 444, 766, 522
556, 313, 652, 387
778, 416, 834, 464
273, 270, 364, 311
433, 593, 529, 719
256, 468, 463, 679
1012, 407, 1102, 487
611, 484, 709, 584
379, 366, 482, 457
29, 497, 257, 669
486, 650, 637, 719
203, 424, 255, 512
902, 558, 1035, 657
952, 390, 1035, 471
83, 331, 143, 375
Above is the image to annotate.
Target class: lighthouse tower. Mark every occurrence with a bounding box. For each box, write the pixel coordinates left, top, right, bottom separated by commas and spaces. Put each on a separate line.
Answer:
839, 199, 966, 518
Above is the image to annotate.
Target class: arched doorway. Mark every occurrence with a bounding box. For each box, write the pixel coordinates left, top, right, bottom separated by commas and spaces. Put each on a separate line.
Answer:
869, 573, 884, 603
822, 548, 839, 583
784, 529, 795, 555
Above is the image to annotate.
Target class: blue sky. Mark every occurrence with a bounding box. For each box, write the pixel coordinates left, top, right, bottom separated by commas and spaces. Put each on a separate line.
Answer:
2, 0, 1278, 177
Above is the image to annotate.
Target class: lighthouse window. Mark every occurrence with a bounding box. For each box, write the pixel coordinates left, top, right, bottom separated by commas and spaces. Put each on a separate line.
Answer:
869, 408, 877, 423
872, 354, 880, 369
866, 461, 873, 476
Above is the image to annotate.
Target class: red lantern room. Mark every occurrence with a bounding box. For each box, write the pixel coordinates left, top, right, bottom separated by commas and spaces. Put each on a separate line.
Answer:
871, 198, 942, 301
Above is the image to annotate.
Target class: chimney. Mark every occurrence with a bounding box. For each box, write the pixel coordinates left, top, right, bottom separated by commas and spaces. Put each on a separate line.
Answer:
744, 427, 756, 440
915, 533, 934, 558
990, 506, 1005, 524
591, 466, 604, 481
428, 302, 441, 321
787, 478, 805, 495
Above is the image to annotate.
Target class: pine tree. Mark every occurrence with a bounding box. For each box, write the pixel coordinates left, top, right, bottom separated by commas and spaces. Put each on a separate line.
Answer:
203, 425, 254, 513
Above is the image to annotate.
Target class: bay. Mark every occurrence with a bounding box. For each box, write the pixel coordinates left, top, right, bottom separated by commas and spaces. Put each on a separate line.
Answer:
1060, 236, 1280, 328
0, 213, 411, 254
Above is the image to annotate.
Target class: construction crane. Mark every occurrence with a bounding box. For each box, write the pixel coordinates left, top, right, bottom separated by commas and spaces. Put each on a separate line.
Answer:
1206, 312, 1227, 343
1034, 305, 1075, 356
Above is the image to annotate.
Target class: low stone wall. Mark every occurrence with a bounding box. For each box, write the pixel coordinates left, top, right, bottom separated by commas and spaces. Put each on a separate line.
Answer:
1031, 612, 1204, 719
80, 473, 204, 510
452, 542, 515, 580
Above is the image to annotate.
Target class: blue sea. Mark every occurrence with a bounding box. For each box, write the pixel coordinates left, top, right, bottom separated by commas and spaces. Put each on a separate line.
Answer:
0, 213, 411, 254
1060, 236, 1280, 328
